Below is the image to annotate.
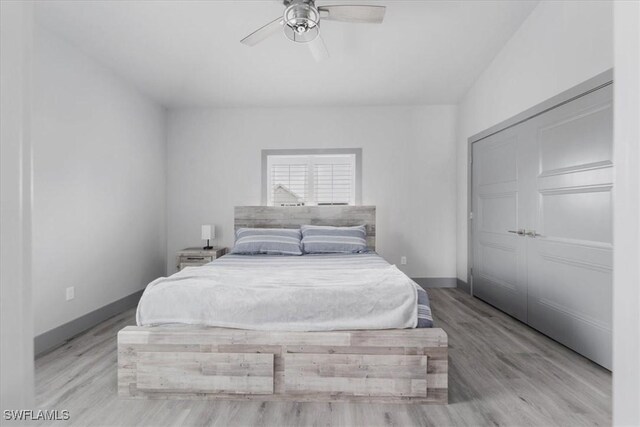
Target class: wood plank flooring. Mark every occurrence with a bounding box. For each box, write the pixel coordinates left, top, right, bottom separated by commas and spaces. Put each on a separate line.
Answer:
35, 289, 611, 426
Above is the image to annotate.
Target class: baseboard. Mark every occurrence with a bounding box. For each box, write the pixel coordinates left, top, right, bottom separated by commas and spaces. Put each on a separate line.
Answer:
457, 278, 470, 294
412, 277, 458, 289
34, 289, 143, 357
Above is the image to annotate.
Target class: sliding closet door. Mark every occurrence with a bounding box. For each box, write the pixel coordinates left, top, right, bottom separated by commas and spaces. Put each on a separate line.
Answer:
471, 126, 529, 322
525, 85, 613, 369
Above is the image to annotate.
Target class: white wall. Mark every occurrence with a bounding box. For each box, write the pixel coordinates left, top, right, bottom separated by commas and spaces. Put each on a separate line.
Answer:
32, 27, 167, 336
613, 2, 640, 425
455, 0, 613, 280
167, 105, 457, 278
1, 0, 34, 409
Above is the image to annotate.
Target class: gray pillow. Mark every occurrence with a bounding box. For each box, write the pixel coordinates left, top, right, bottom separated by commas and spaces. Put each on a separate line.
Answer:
301, 225, 368, 254
230, 228, 303, 255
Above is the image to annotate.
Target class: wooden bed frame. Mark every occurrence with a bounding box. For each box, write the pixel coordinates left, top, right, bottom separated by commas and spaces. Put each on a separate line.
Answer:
118, 206, 448, 404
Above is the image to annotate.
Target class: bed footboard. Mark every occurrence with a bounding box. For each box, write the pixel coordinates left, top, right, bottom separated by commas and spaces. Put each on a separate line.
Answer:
117, 326, 448, 404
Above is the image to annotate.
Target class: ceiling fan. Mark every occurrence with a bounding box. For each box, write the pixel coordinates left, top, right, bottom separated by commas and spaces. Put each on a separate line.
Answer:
240, 0, 386, 61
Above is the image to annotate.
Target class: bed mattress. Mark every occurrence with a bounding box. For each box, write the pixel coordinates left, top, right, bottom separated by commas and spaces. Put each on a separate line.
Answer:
136, 253, 433, 330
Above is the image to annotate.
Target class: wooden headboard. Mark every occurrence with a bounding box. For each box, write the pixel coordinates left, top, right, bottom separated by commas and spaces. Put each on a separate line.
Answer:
234, 206, 376, 250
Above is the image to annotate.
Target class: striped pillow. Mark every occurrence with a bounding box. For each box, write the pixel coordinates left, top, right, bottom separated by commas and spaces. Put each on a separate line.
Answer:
301, 225, 368, 254
230, 228, 303, 255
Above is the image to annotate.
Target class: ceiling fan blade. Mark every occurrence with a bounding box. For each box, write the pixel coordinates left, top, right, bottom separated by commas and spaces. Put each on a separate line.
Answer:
318, 5, 385, 23
240, 17, 283, 46
309, 34, 329, 62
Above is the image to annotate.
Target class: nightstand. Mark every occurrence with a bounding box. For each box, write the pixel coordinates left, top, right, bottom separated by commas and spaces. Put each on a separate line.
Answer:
176, 247, 227, 271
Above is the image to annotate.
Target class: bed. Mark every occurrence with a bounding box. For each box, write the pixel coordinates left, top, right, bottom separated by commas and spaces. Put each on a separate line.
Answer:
118, 206, 448, 404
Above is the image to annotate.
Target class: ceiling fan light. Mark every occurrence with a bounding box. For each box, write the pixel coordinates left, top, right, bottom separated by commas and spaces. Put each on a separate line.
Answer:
284, 24, 319, 43
283, 2, 320, 43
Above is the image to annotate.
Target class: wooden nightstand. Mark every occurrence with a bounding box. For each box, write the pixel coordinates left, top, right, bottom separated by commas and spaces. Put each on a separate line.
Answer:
176, 247, 227, 271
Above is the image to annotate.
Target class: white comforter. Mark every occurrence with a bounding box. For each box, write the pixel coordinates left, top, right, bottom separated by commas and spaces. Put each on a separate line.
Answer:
136, 265, 418, 331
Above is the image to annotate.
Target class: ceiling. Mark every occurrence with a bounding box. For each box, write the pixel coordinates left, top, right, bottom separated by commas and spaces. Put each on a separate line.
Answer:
35, 1, 538, 108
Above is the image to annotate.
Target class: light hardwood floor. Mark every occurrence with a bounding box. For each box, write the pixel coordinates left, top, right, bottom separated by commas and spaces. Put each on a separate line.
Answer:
35, 289, 611, 426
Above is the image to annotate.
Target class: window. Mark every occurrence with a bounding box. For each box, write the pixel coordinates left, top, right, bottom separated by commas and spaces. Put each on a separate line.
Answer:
263, 149, 361, 206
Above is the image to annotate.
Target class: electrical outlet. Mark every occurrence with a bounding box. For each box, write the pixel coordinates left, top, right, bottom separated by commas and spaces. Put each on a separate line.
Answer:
66, 286, 75, 301
400, 256, 407, 265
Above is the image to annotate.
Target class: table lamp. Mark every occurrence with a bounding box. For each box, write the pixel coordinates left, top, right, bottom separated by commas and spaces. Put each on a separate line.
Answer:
202, 224, 214, 250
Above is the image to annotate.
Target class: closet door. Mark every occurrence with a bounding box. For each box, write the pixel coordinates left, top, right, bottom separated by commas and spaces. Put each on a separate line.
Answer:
471, 126, 529, 322
525, 85, 613, 369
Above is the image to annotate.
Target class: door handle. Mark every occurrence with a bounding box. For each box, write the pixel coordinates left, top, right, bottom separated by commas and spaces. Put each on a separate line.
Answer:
508, 229, 525, 236
525, 230, 541, 238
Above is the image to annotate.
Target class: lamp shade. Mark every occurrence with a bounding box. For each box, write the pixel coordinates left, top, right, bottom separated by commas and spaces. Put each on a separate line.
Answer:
201, 225, 214, 240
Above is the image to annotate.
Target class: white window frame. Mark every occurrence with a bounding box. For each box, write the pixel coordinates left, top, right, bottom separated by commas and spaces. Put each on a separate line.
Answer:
262, 149, 362, 206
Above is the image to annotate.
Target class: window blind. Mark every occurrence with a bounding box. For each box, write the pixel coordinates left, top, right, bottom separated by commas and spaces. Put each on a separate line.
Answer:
267, 154, 356, 206
271, 163, 308, 206
314, 163, 352, 205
